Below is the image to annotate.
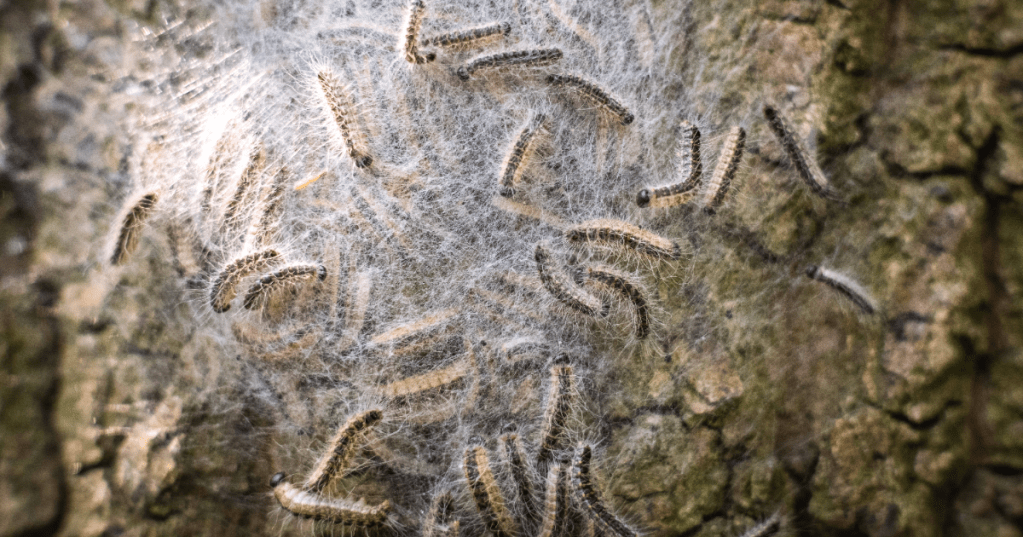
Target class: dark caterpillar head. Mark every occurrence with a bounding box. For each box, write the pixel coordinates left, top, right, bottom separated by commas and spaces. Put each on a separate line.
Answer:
355, 154, 373, 169
456, 67, 470, 81
621, 113, 635, 125
636, 189, 651, 207
805, 265, 820, 279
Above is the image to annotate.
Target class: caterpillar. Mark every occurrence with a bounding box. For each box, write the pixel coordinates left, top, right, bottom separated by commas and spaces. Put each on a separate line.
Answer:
565, 219, 681, 260
636, 120, 702, 208
498, 430, 538, 520
536, 364, 574, 470
422, 490, 458, 537
498, 336, 551, 368
499, 115, 548, 197
763, 104, 835, 199
209, 248, 281, 313
247, 166, 288, 249
242, 263, 327, 311
422, 22, 510, 49
457, 48, 563, 80
464, 445, 520, 537
546, 74, 634, 125
304, 409, 384, 493
402, 0, 435, 64
376, 359, 469, 399
270, 475, 391, 526
200, 126, 238, 215
571, 444, 639, 537
338, 270, 373, 352
109, 191, 159, 266
805, 265, 877, 315
740, 512, 783, 537
369, 308, 461, 349
535, 243, 608, 318
294, 170, 327, 191
537, 463, 570, 537
699, 126, 746, 211
315, 68, 373, 168
491, 196, 566, 230
584, 266, 650, 339
222, 144, 265, 232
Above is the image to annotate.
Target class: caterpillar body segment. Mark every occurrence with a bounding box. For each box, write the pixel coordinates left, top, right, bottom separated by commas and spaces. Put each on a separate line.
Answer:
565, 219, 681, 261
534, 243, 609, 318
498, 431, 538, 521
499, 115, 548, 197
464, 445, 520, 537
546, 74, 634, 125
585, 266, 650, 339
571, 445, 639, 537
377, 359, 469, 399
305, 409, 384, 493
110, 191, 160, 266
457, 48, 563, 80
315, 69, 373, 168
537, 463, 570, 537
271, 478, 391, 526
209, 249, 282, 313
242, 263, 327, 311
637, 120, 702, 208
699, 126, 746, 211
763, 105, 835, 199
423, 491, 458, 537
805, 265, 877, 315
423, 22, 511, 49
536, 365, 575, 470
402, 0, 435, 64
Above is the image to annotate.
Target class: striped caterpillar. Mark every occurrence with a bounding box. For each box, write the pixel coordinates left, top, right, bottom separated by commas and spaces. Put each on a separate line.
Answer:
457, 48, 563, 80
222, 144, 265, 234
499, 115, 548, 197
565, 219, 681, 260
498, 430, 538, 521
805, 265, 877, 314
571, 444, 639, 537
402, 0, 435, 64
536, 363, 574, 470
535, 243, 608, 318
376, 359, 469, 399
423, 22, 510, 49
270, 476, 391, 526
464, 445, 520, 537
763, 104, 835, 199
209, 248, 281, 313
584, 266, 650, 339
636, 120, 702, 208
537, 463, 570, 537
315, 68, 373, 168
305, 409, 384, 493
546, 74, 634, 125
109, 191, 159, 266
368, 308, 461, 350
422, 490, 459, 537
699, 126, 746, 211
242, 263, 327, 311
246, 166, 288, 249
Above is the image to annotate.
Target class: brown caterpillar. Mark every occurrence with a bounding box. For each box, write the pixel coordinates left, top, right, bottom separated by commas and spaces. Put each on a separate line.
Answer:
209, 248, 281, 313
315, 68, 373, 168
242, 263, 327, 311
636, 120, 702, 208
699, 126, 746, 211
200, 126, 238, 214
536, 363, 574, 470
247, 166, 288, 249
376, 359, 469, 399
222, 143, 265, 231
338, 269, 372, 352
565, 219, 681, 260
740, 512, 783, 537
270, 476, 391, 526
763, 105, 835, 199
585, 266, 650, 339
571, 444, 639, 537
369, 308, 460, 349
423, 490, 458, 537
464, 445, 520, 537
492, 196, 566, 230
546, 74, 634, 125
402, 0, 435, 64
535, 243, 608, 318
423, 22, 510, 48
498, 430, 538, 520
109, 191, 159, 266
304, 409, 384, 493
537, 463, 570, 537
457, 48, 563, 80
805, 265, 877, 315
499, 115, 548, 197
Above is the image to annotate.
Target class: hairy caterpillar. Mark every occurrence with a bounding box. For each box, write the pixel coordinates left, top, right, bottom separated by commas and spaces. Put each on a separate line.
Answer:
584, 266, 650, 339
565, 219, 681, 260
422, 22, 511, 49
491, 196, 566, 230
498, 336, 551, 368
209, 249, 281, 313
537, 463, 569, 537
805, 265, 876, 314
571, 444, 639, 537
464, 445, 520, 537
242, 263, 327, 311
338, 269, 373, 352
636, 120, 702, 208
546, 74, 634, 125
294, 170, 327, 191
498, 430, 538, 520
536, 364, 574, 470
699, 126, 746, 211
376, 359, 469, 399
369, 308, 461, 349
499, 115, 548, 198
402, 0, 435, 64
270, 477, 391, 526
200, 126, 238, 214
535, 243, 608, 318
315, 68, 373, 168
305, 409, 384, 493
763, 104, 835, 199
247, 166, 288, 249
740, 512, 783, 537
222, 144, 266, 234
457, 48, 563, 80
109, 191, 159, 266
423, 490, 458, 537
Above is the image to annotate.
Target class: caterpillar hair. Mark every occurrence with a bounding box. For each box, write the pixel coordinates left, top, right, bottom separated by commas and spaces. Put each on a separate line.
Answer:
571, 445, 639, 537
535, 243, 609, 318
763, 104, 835, 199
241, 263, 327, 311
464, 445, 520, 537
546, 74, 634, 125
200, 127, 237, 214
222, 144, 266, 231
376, 359, 469, 399
402, 0, 435, 64
585, 266, 650, 339
270, 476, 391, 526
499, 115, 548, 197
739, 512, 783, 537
109, 191, 159, 266
536, 364, 574, 470
637, 120, 702, 208
805, 265, 877, 315
457, 48, 563, 80
565, 219, 681, 260
498, 430, 538, 520
209, 248, 281, 313
423, 22, 511, 49
315, 68, 373, 168
699, 126, 746, 211
304, 408, 384, 493
537, 463, 569, 537
423, 490, 458, 537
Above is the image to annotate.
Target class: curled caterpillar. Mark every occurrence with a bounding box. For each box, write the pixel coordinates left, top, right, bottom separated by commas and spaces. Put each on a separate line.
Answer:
764, 104, 835, 199
699, 126, 746, 211
585, 266, 650, 339
209, 249, 281, 313
423, 22, 510, 49
457, 48, 563, 80
535, 243, 608, 318
637, 120, 702, 208
305, 409, 384, 493
315, 68, 373, 168
546, 74, 634, 125
402, 0, 435, 64
571, 445, 639, 537
805, 265, 876, 314
109, 191, 159, 266
242, 263, 327, 311
499, 115, 548, 197
270, 475, 391, 526
464, 445, 520, 537
565, 219, 681, 260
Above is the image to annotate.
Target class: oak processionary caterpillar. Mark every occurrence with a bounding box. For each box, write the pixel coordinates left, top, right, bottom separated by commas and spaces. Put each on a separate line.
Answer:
498, 431, 538, 520
209, 248, 281, 313
305, 409, 384, 493
222, 144, 266, 233
423, 491, 458, 537
636, 120, 702, 208
457, 48, 563, 80
763, 104, 835, 199
423, 22, 511, 49
242, 263, 327, 311
546, 74, 634, 125
585, 266, 650, 339
565, 219, 682, 260
571, 444, 639, 537
402, 0, 435, 64
699, 125, 746, 211
270, 476, 391, 527
315, 68, 373, 168
538, 463, 570, 537
535, 243, 609, 318
109, 191, 159, 266
805, 265, 877, 315
499, 115, 548, 197
464, 445, 520, 537
536, 364, 574, 469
